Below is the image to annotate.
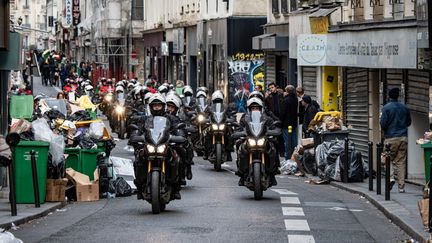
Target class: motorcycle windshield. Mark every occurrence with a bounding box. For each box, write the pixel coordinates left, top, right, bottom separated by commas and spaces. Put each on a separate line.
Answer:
117, 93, 125, 101
185, 96, 192, 106
149, 116, 169, 144
197, 97, 207, 112
250, 111, 263, 137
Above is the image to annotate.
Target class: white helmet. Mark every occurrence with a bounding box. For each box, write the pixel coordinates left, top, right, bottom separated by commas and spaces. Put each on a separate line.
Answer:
166, 94, 182, 110
85, 85, 94, 91
158, 85, 169, 94
183, 86, 193, 96
197, 87, 209, 94
116, 85, 124, 93
211, 90, 224, 102
247, 97, 264, 109
148, 93, 166, 116
144, 92, 153, 104
127, 83, 134, 90
196, 90, 207, 98
248, 91, 264, 101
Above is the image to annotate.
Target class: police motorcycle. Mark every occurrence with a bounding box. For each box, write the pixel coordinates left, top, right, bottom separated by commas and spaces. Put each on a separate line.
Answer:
128, 95, 186, 214
204, 91, 235, 171
233, 98, 281, 200
190, 90, 209, 156
110, 85, 127, 139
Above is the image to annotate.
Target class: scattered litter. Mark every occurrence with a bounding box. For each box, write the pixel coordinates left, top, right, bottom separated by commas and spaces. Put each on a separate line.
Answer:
48, 212, 53, 216
123, 146, 134, 152
56, 209, 67, 212
280, 160, 298, 175
10, 223, 18, 231
359, 196, 365, 199
305, 179, 329, 185
0, 228, 23, 243
113, 138, 119, 142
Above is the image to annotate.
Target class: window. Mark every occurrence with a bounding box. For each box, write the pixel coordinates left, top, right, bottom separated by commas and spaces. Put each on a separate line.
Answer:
192, 3, 195, 13
272, 0, 279, 14
216, 0, 218, 12
290, 0, 297, 12
132, 0, 144, 20
186, 4, 190, 13
206, 0, 208, 13
281, 0, 288, 13
181, 6, 184, 15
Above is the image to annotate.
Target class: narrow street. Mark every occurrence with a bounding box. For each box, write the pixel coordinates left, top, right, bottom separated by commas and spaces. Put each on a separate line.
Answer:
11, 124, 409, 243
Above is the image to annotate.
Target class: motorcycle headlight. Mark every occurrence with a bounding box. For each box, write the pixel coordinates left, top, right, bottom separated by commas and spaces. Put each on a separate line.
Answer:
115, 105, 125, 113
105, 95, 113, 102
219, 124, 225, 130
257, 138, 266, 146
248, 138, 257, 147
198, 114, 205, 122
146, 145, 156, 153
212, 124, 218, 130
157, 144, 166, 153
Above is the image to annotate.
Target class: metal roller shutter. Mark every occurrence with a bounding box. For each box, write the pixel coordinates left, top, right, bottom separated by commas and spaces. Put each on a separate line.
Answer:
302, 66, 317, 100
406, 70, 430, 114
344, 68, 369, 162
385, 69, 405, 103
266, 54, 276, 85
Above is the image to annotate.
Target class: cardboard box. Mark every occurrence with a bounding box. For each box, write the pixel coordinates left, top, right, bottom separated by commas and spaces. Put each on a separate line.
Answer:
66, 168, 99, 202
46, 178, 68, 202
301, 138, 314, 149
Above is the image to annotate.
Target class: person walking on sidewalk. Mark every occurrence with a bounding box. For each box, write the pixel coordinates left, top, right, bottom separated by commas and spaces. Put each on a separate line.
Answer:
282, 85, 298, 160
380, 88, 411, 193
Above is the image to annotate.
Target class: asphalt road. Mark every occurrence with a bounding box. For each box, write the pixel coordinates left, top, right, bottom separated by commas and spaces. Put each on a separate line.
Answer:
12, 82, 411, 242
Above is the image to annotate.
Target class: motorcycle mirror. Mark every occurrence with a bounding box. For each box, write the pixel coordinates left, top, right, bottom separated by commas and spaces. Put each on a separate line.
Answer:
187, 111, 197, 116
267, 129, 281, 137
127, 124, 139, 131
6, 133, 21, 146
170, 135, 186, 143
176, 123, 186, 130
273, 121, 282, 128
129, 135, 145, 143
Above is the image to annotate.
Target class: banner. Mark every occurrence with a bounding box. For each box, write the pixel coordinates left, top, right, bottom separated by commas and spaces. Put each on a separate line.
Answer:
298, 28, 418, 69
73, 0, 80, 26
65, 0, 73, 28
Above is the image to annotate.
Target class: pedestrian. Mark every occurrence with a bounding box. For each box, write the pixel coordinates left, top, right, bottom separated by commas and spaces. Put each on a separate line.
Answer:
282, 85, 298, 160
265, 82, 285, 157
300, 95, 318, 138
254, 84, 263, 94
380, 88, 411, 193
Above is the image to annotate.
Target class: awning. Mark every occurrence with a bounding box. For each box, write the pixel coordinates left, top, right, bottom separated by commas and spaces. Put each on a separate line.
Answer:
310, 7, 338, 17
253, 33, 288, 51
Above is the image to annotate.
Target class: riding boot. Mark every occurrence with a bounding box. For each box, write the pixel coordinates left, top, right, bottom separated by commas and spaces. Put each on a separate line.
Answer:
226, 152, 232, 161
186, 165, 193, 180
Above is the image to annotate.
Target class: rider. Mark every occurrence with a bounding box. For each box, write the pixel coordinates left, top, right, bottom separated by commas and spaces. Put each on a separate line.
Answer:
203, 90, 234, 162
235, 97, 279, 186
166, 94, 194, 183
182, 86, 195, 109
132, 94, 182, 200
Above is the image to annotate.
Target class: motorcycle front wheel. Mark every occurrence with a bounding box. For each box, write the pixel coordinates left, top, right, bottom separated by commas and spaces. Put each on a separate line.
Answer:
151, 171, 162, 214
214, 143, 222, 171
118, 119, 126, 139
253, 163, 263, 200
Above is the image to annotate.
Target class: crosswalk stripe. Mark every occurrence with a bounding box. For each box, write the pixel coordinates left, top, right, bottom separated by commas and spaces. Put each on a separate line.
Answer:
287, 235, 315, 243
284, 219, 310, 231
282, 207, 305, 216
271, 189, 298, 195
281, 197, 301, 205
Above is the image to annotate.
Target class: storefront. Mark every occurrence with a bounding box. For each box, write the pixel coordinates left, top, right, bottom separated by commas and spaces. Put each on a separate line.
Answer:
142, 30, 164, 83
298, 27, 429, 180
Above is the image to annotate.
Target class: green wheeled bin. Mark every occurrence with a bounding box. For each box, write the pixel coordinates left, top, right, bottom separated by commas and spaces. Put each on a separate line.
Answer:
10, 95, 34, 120
13, 141, 49, 204
421, 143, 432, 184
80, 149, 100, 181
65, 148, 81, 172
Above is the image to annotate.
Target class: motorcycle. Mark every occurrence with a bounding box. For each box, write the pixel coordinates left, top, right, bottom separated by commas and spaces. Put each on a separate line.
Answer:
234, 111, 281, 200
130, 117, 186, 214
111, 95, 127, 139
191, 97, 209, 156
206, 103, 231, 171
99, 92, 114, 115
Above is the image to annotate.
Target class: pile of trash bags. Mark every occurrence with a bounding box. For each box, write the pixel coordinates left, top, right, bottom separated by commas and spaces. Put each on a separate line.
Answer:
316, 140, 369, 182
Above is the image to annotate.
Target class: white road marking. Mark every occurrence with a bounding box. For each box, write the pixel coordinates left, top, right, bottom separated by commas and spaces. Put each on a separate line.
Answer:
271, 189, 298, 195
327, 207, 363, 212
284, 219, 310, 231
282, 207, 305, 216
281, 197, 301, 205
287, 235, 315, 243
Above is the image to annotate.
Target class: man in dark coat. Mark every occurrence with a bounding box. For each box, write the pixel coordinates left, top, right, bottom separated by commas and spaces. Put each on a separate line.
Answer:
301, 95, 318, 138
265, 82, 285, 156
282, 85, 298, 160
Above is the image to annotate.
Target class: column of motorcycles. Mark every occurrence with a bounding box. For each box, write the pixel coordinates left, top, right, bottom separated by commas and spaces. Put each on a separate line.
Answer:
121, 83, 282, 214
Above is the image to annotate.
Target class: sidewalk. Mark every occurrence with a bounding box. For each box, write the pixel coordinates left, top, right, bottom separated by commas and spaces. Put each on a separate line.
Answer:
329, 178, 429, 242
0, 188, 65, 229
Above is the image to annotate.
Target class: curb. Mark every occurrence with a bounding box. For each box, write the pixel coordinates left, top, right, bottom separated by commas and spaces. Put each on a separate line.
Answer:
0, 201, 66, 230
330, 182, 428, 243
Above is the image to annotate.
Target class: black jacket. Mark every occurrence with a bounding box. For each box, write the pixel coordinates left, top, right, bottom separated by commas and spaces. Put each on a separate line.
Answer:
303, 104, 318, 134
282, 93, 298, 129
265, 92, 285, 120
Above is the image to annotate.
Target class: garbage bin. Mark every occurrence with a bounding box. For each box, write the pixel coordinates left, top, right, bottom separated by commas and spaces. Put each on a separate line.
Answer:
421, 143, 432, 184
313, 130, 349, 148
13, 141, 49, 204
80, 149, 100, 180
10, 95, 34, 120
65, 148, 81, 172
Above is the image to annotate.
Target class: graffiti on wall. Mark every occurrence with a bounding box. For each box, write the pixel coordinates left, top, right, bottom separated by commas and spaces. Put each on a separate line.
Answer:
228, 53, 264, 112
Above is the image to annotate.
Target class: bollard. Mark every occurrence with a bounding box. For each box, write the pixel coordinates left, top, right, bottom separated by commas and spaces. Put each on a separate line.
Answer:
8, 161, 17, 216
30, 150, 40, 208
376, 143, 383, 195
429, 156, 432, 233
343, 138, 349, 183
287, 126, 293, 159
384, 144, 391, 201
368, 142, 373, 191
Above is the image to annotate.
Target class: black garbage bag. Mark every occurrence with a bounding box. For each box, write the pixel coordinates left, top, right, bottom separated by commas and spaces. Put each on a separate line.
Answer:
19, 130, 34, 141
109, 177, 132, 197
302, 149, 317, 176
316, 141, 333, 171
44, 109, 66, 121
337, 149, 365, 182
324, 163, 337, 181
78, 136, 97, 149
67, 110, 92, 121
